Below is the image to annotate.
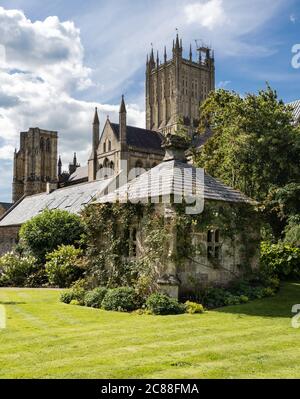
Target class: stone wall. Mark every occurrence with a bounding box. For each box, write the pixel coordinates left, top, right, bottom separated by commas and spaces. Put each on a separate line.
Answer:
0, 226, 20, 256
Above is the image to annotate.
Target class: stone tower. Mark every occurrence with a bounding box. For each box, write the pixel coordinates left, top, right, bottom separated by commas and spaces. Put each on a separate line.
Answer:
12, 128, 58, 202
146, 34, 215, 135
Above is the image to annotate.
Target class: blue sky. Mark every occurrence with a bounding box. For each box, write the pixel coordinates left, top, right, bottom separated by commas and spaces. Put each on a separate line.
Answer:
0, 0, 300, 202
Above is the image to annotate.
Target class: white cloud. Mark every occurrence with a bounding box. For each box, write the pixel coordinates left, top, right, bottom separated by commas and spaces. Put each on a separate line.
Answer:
290, 14, 297, 24
185, 0, 227, 30
217, 80, 231, 88
0, 6, 144, 201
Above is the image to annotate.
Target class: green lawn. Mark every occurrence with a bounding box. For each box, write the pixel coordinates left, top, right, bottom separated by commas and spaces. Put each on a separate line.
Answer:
0, 283, 300, 379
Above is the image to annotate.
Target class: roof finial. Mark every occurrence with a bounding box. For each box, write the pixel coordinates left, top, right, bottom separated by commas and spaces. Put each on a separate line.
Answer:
58, 155, 62, 166
156, 50, 159, 67
73, 152, 77, 166
189, 43, 192, 61
164, 46, 167, 63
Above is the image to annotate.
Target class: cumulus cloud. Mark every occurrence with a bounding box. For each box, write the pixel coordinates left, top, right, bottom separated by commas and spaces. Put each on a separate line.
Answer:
185, 0, 227, 30
0, 6, 144, 201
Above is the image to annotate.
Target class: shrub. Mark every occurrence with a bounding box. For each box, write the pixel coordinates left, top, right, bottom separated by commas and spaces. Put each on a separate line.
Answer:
60, 291, 74, 304
84, 287, 108, 308
60, 279, 86, 305
239, 295, 249, 304
70, 300, 80, 306
45, 245, 84, 288
101, 287, 141, 312
145, 293, 185, 315
260, 241, 300, 280
19, 209, 84, 263
0, 253, 37, 287
184, 301, 204, 314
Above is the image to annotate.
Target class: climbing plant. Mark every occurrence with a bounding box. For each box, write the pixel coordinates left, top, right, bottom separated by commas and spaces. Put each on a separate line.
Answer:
81, 199, 260, 297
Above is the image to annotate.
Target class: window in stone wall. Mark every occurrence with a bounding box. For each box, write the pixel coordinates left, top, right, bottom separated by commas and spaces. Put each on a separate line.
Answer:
207, 229, 221, 259
108, 140, 111, 151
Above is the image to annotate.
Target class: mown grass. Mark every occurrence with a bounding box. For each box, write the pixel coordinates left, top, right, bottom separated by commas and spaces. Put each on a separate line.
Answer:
0, 283, 299, 379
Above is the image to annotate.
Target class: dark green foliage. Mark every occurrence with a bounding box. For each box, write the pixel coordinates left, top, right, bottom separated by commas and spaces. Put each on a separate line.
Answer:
0, 253, 37, 287
45, 245, 84, 288
260, 241, 300, 280
145, 293, 185, 315
263, 183, 300, 239
101, 287, 141, 312
192, 277, 277, 309
196, 87, 300, 238
84, 287, 108, 308
19, 209, 84, 263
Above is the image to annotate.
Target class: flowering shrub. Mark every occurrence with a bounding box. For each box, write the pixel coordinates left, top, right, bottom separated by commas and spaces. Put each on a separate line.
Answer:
0, 253, 37, 287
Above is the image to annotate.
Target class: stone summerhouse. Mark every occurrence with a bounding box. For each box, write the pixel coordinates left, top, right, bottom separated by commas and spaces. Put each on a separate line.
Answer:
97, 136, 260, 299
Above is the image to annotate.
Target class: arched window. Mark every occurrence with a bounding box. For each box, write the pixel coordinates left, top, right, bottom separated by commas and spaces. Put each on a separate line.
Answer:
103, 142, 106, 153
110, 161, 114, 171
46, 138, 51, 152
108, 140, 112, 152
40, 137, 44, 151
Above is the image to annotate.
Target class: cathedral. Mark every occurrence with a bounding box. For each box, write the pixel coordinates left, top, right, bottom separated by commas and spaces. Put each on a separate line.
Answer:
11, 35, 215, 202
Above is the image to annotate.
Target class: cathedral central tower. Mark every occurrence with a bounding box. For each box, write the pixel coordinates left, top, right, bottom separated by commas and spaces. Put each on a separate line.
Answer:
146, 34, 215, 135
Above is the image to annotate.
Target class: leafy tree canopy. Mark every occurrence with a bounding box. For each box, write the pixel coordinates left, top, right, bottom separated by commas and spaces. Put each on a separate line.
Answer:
195, 86, 300, 202
19, 209, 84, 263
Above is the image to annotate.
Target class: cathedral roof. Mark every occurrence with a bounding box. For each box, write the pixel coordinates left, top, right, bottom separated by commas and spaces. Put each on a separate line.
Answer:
110, 123, 164, 154
96, 160, 254, 205
68, 165, 88, 183
0, 178, 115, 227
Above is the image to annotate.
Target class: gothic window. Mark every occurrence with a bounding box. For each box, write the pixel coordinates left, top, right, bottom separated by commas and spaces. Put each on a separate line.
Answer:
40, 137, 44, 151
110, 161, 114, 171
46, 138, 51, 152
207, 229, 221, 259
108, 140, 112, 152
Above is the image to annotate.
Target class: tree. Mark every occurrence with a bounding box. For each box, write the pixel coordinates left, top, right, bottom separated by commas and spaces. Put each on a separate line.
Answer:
196, 86, 300, 202
195, 86, 300, 238
19, 209, 84, 263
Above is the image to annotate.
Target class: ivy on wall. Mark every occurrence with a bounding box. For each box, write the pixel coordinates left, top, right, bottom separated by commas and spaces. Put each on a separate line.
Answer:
81, 200, 260, 292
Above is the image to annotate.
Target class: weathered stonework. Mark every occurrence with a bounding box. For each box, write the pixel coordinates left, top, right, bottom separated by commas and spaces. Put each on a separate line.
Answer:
146, 35, 215, 135
12, 127, 58, 203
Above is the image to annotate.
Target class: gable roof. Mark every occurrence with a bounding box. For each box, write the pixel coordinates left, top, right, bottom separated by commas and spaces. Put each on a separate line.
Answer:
110, 123, 164, 154
0, 178, 114, 227
96, 160, 253, 205
287, 100, 300, 124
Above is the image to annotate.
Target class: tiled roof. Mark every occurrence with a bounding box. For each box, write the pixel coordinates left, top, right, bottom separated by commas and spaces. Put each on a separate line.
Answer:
0, 178, 114, 227
68, 165, 88, 182
110, 123, 164, 153
287, 100, 300, 124
97, 160, 253, 205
